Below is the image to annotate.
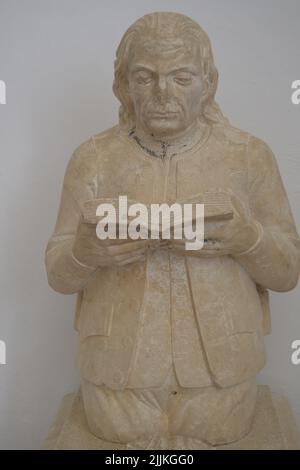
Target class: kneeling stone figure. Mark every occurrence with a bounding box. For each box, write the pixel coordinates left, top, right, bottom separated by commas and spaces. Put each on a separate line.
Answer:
45, 12, 300, 447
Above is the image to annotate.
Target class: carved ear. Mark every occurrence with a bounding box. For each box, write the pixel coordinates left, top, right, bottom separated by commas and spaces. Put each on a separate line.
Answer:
113, 73, 136, 130
200, 81, 210, 106
203, 62, 218, 102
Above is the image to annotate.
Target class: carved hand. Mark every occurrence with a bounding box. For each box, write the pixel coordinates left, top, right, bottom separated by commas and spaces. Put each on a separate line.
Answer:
168, 193, 261, 257
203, 193, 261, 255
72, 221, 149, 268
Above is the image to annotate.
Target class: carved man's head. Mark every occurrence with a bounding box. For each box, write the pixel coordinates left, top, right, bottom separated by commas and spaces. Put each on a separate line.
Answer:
113, 12, 227, 137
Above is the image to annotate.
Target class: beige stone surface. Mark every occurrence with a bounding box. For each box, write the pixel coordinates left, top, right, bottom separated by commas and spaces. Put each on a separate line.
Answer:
45, 12, 300, 447
42, 386, 300, 450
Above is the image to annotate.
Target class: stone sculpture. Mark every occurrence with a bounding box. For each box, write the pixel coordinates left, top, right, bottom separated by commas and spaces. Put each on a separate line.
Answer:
45, 12, 300, 449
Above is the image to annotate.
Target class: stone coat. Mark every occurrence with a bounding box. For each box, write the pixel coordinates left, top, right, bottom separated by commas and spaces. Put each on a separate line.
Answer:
45, 123, 300, 390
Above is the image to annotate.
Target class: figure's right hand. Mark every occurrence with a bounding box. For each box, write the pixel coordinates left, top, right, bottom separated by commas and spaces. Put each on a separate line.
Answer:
72, 221, 150, 268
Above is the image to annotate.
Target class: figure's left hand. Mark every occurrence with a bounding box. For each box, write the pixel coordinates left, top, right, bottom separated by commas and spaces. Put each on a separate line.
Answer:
168, 191, 261, 256
202, 192, 261, 256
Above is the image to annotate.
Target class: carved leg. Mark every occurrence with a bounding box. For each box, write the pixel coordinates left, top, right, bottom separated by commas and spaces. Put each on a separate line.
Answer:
81, 378, 168, 444
168, 378, 257, 446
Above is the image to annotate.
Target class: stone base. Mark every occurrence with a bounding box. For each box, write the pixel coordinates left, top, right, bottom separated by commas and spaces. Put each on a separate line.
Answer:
42, 385, 300, 450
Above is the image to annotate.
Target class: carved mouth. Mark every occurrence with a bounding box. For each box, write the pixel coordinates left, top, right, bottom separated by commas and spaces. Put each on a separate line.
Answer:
148, 112, 178, 118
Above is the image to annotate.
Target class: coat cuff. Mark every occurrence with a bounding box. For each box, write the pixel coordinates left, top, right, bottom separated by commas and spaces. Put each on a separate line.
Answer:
234, 221, 264, 256
70, 248, 96, 272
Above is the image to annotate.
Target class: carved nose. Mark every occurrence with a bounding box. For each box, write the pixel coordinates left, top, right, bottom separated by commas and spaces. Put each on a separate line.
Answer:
157, 76, 167, 91
155, 77, 169, 101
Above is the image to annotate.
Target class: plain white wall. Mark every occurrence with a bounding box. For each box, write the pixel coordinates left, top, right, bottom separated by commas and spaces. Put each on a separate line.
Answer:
0, 0, 299, 449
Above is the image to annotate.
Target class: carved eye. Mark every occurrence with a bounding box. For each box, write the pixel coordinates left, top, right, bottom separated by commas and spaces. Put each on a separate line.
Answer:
173, 72, 194, 86
134, 71, 153, 85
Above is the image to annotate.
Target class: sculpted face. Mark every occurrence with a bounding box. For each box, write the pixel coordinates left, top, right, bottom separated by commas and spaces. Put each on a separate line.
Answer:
127, 38, 204, 138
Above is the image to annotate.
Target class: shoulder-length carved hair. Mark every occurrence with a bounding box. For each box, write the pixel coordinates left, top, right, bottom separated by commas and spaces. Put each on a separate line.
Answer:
112, 12, 229, 130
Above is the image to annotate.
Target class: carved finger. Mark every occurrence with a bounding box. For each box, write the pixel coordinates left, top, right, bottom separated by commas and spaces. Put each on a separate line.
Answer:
107, 240, 149, 256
